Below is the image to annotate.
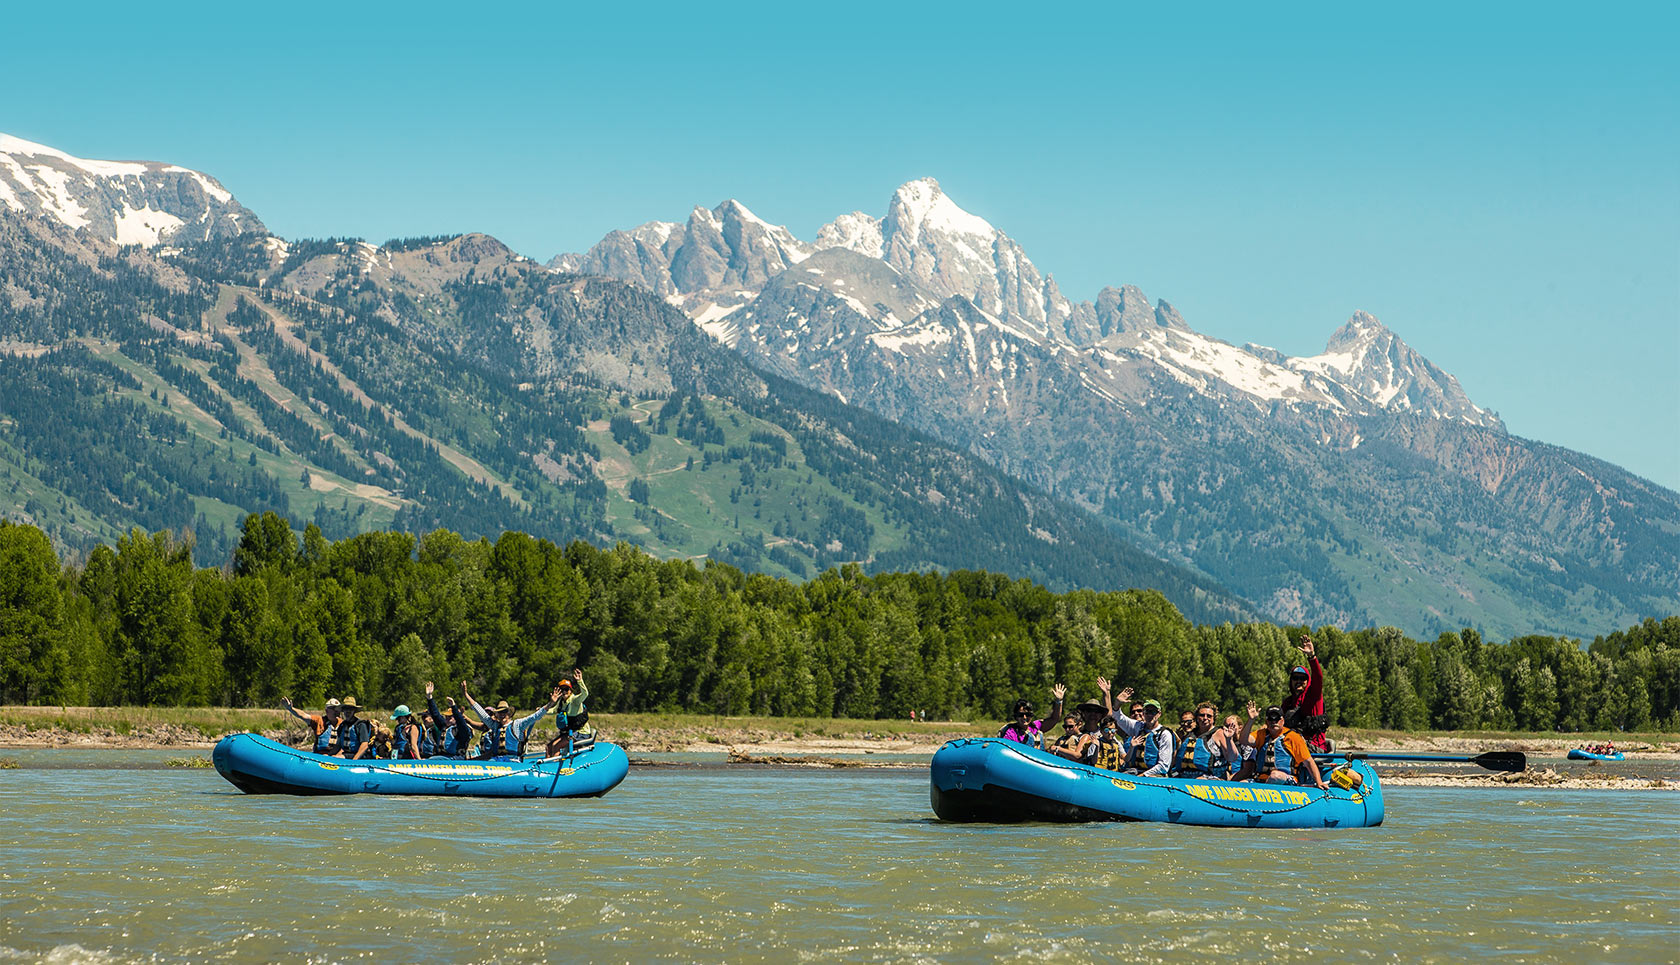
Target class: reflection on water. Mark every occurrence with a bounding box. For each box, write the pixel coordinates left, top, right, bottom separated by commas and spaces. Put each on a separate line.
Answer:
1, 761, 1676, 963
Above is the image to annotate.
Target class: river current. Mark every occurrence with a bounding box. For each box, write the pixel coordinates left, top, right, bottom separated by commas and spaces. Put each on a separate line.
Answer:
1, 750, 1675, 963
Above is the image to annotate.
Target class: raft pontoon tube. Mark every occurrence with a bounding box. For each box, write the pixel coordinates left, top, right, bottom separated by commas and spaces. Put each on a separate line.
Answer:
930, 737, 1383, 828
212, 732, 629, 798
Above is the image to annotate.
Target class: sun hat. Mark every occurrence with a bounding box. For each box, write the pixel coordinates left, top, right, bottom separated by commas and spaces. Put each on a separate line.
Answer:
1075, 700, 1108, 716
339, 697, 360, 711
492, 700, 512, 714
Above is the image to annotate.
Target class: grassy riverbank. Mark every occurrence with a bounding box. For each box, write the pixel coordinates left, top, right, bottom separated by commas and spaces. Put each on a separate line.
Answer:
1, 706, 1676, 756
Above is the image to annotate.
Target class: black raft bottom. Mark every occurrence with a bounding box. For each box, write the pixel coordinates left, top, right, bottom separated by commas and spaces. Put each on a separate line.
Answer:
219, 768, 346, 796
931, 783, 1134, 823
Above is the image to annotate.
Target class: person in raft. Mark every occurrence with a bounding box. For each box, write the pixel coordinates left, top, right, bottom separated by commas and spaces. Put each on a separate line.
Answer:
1282, 634, 1331, 753
1235, 705, 1328, 789
1097, 679, 1177, 777
1087, 713, 1127, 771
335, 697, 375, 760
545, 669, 595, 757
280, 696, 340, 754
1047, 711, 1089, 762
998, 684, 1066, 748
423, 680, 484, 759
1171, 702, 1242, 780
390, 705, 434, 760
464, 681, 565, 759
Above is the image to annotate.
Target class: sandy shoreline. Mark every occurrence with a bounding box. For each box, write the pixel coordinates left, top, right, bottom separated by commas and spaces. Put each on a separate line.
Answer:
3, 721, 1675, 789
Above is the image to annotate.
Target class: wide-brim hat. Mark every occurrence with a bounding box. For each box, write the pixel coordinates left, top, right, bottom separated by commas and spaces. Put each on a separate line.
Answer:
339, 697, 360, 711
492, 700, 512, 714
1075, 700, 1108, 717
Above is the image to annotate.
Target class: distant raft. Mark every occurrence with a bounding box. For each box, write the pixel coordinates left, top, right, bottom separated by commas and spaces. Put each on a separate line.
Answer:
930, 737, 1383, 829
212, 732, 629, 798
1566, 749, 1625, 761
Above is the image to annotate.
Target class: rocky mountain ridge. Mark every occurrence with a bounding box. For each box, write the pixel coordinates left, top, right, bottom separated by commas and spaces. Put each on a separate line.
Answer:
551, 178, 1676, 637
0, 134, 262, 246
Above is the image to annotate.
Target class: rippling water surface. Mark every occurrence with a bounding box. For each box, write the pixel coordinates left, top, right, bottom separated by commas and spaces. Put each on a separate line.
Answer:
1, 751, 1675, 963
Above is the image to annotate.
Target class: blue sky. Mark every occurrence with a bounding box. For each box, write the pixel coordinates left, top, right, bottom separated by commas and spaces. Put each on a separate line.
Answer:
7, 2, 1677, 488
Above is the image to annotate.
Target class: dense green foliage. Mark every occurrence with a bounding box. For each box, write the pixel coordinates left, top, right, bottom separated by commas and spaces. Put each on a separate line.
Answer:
1, 517, 1672, 733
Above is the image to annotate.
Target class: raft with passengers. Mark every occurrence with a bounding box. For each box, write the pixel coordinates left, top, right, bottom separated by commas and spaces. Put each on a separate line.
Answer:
213, 673, 628, 799
929, 635, 1518, 829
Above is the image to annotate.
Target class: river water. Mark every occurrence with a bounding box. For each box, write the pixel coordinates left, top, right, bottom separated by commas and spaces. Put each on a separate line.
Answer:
1, 751, 1675, 963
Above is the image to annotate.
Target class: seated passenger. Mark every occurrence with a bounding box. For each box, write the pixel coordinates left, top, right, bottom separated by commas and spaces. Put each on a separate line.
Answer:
545, 670, 596, 757
1088, 715, 1127, 771
464, 681, 565, 758
368, 721, 394, 759
390, 705, 433, 760
1235, 705, 1328, 789
1047, 713, 1087, 761
281, 696, 340, 754
997, 684, 1066, 748
334, 697, 374, 760
1172, 702, 1241, 779
1096, 678, 1176, 777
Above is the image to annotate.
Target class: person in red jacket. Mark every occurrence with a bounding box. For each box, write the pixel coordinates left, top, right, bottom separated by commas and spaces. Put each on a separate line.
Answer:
1281, 635, 1330, 752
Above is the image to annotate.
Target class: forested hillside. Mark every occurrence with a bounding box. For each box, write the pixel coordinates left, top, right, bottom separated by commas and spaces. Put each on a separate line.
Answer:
1, 517, 1673, 733
0, 216, 1244, 623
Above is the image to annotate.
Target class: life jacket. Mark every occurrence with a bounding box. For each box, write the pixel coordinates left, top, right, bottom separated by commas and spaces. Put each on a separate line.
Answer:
1129, 726, 1167, 771
394, 719, 433, 759
481, 718, 523, 758
1091, 734, 1125, 770
312, 720, 338, 755
1258, 731, 1303, 780
1175, 731, 1228, 778
335, 718, 370, 755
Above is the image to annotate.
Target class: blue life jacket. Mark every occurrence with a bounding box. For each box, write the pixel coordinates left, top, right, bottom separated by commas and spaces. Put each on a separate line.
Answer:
1175, 732, 1228, 778
1130, 726, 1167, 771
1259, 732, 1301, 780
394, 719, 433, 759
481, 718, 522, 758
336, 718, 371, 756
313, 720, 338, 755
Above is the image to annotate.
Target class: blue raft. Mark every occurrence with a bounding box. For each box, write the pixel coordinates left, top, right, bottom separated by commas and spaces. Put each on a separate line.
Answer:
1567, 749, 1624, 761
212, 732, 629, 798
930, 738, 1383, 829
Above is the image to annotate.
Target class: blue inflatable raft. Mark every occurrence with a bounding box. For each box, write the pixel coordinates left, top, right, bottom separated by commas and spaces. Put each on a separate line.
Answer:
1567, 749, 1624, 761
930, 738, 1383, 829
212, 732, 629, 798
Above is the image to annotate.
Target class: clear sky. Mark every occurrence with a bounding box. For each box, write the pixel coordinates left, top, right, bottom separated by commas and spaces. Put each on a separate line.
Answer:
7, 1, 1677, 488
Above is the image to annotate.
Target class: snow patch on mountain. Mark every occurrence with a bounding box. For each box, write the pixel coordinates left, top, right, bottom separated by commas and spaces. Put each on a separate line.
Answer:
0, 132, 264, 245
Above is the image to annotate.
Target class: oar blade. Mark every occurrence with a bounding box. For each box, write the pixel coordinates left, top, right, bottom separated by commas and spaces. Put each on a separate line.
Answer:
1471, 750, 1527, 772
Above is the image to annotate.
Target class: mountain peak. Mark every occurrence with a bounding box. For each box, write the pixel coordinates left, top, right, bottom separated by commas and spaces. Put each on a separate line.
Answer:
0, 131, 262, 246
886, 177, 996, 243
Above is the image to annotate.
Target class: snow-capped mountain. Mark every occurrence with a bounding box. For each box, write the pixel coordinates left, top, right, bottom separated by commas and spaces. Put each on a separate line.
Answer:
553, 177, 1500, 431
0, 133, 263, 246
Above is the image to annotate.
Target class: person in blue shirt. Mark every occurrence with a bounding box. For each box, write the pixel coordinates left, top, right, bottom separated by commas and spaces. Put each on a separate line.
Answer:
463, 681, 564, 758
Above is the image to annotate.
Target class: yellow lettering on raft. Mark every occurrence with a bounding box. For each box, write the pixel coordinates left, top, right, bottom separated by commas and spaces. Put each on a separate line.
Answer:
1282, 790, 1310, 806
1186, 785, 1213, 800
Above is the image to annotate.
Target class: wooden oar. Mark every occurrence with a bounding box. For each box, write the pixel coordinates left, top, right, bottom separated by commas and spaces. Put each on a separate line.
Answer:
1314, 750, 1526, 772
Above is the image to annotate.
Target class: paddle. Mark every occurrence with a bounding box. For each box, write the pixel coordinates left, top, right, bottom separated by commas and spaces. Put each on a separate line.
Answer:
1313, 750, 1526, 772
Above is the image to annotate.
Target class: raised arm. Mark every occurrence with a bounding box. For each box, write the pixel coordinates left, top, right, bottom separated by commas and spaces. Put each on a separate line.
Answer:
462, 680, 490, 722
280, 696, 309, 724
